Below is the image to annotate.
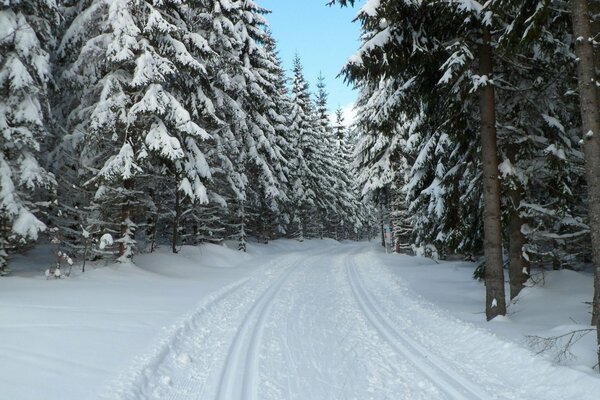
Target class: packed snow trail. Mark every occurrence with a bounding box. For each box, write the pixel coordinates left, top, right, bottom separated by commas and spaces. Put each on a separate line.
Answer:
345, 256, 488, 400
214, 259, 298, 400
103, 242, 600, 400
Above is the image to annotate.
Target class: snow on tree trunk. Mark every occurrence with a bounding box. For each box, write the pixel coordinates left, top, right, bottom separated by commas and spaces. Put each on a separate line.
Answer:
392, 175, 413, 255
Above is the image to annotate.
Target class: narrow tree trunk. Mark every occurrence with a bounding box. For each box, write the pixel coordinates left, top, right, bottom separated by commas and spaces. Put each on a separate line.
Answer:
0, 219, 7, 276
238, 200, 247, 252
118, 208, 128, 259
392, 174, 413, 255
296, 214, 304, 242
570, 0, 600, 367
479, 26, 507, 320
379, 190, 386, 248
150, 212, 158, 253
119, 179, 134, 259
380, 211, 386, 248
82, 238, 88, 273
172, 175, 181, 254
507, 183, 528, 299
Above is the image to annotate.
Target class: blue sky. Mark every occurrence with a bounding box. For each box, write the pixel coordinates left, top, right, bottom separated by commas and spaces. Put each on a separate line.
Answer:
260, 1, 361, 120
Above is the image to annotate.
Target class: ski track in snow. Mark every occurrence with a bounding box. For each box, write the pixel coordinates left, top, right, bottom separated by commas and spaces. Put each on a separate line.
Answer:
102, 246, 334, 400
99, 277, 252, 400
214, 259, 298, 400
345, 255, 489, 400
260, 245, 447, 400
100, 243, 600, 400
352, 249, 600, 400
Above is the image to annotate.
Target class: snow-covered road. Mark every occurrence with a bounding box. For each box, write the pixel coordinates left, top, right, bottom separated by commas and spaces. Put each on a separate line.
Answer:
100, 243, 600, 400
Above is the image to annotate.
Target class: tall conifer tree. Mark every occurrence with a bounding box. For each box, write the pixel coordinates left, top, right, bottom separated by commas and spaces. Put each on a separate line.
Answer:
0, 0, 58, 273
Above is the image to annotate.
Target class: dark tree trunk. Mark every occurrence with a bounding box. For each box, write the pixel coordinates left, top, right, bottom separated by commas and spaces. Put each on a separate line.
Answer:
119, 179, 134, 259
570, 0, 600, 367
172, 175, 181, 254
380, 210, 386, 248
507, 183, 528, 300
238, 200, 247, 252
149, 212, 158, 253
0, 217, 8, 276
380, 189, 387, 248
479, 26, 507, 321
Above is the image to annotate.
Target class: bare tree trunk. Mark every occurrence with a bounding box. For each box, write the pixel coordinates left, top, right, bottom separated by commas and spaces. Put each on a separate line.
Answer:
149, 212, 158, 253
0, 217, 8, 276
172, 175, 181, 254
570, 0, 600, 367
238, 200, 247, 252
380, 203, 386, 248
479, 26, 507, 321
507, 183, 528, 300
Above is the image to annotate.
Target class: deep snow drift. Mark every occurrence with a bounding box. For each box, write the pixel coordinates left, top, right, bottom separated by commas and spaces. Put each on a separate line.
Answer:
1, 240, 599, 399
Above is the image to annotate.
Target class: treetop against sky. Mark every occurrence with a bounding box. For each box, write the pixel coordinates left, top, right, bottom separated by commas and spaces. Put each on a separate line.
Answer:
260, 0, 361, 123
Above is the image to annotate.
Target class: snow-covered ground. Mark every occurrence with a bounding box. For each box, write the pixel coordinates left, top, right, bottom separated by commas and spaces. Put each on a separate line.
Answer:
1, 240, 599, 399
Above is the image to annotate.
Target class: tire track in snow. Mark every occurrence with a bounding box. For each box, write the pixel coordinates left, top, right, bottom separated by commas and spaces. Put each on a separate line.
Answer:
345, 257, 491, 400
214, 260, 299, 400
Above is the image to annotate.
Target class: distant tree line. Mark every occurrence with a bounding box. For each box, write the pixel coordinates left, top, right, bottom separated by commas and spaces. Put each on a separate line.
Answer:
0, 0, 374, 274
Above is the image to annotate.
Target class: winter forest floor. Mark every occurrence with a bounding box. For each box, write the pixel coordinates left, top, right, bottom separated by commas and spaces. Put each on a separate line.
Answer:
2, 240, 600, 399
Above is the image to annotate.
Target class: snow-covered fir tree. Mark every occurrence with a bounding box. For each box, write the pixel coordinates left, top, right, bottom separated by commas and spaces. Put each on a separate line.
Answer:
225, 3, 291, 249
333, 107, 364, 240
330, 0, 594, 317
332, 0, 511, 317
58, 0, 212, 261
186, 0, 292, 250
314, 82, 362, 241
286, 56, 318, 241
311, 74, 341, 238
252, 33, 294, 241
0, 0, 58, 273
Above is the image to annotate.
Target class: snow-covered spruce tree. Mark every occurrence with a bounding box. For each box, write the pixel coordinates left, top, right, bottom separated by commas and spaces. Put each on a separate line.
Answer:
335, 0, 592, 313
0, 0, 58, 274
233, 9, 291, 247
496, 0, 600, 367
287, 56, 319, 241
333, 107, 364, 240
331, 0, 511, 318
313, 74, 354, 239
438, 0, 591, 315
48, 0, 103, 262
331, 108, 346, 240
342, 11, 481, 259
254, 32, 294, 241
190, 0, 248, 247
58, 0, 211, 261
490, 2, 586, 298
189, 0, 291, 250
352, 80, 409, 249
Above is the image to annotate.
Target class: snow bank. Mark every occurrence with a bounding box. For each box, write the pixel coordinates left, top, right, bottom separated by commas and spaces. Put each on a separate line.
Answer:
0, 243, 258, 400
